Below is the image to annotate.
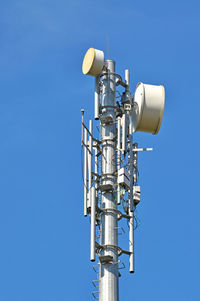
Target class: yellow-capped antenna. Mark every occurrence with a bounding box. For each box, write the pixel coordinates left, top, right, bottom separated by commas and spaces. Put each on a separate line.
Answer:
82, 48, 104, 76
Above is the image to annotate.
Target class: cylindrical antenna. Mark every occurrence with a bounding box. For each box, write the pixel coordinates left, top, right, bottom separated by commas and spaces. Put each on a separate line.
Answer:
129, 122, 134, 212
122, 114, 127, 155
117, 117, 121, 205
133, 143, 138, 184
90, 186, 96, 262
81, 109, 85, 146
125, 69, 130, 87
84, 127, 88, 216
125, 69, 131, 102
129, 210, 134, 273
129, 99, 134, 272
94, 142, 98, 194
95, 76, 100, 120
88, 120, 93, 209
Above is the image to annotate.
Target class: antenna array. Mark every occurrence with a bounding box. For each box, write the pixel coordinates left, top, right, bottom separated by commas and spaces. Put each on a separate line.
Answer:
81, 48, 165, 301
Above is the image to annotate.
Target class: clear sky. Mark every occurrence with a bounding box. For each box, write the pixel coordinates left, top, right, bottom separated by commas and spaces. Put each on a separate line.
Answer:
0, 0, 200, 300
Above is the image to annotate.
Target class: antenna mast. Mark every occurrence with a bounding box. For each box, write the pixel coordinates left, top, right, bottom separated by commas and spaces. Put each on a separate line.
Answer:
81, 48, 165, 301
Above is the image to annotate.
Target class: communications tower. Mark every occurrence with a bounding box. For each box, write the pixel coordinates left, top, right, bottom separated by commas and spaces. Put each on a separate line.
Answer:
81, 48, 165, 301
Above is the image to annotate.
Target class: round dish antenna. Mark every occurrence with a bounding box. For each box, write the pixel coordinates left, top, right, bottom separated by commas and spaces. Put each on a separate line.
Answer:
82, 48, 104, 76
131, 83, 165, 134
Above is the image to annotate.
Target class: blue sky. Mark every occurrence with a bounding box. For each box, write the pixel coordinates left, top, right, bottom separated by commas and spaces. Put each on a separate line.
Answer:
0, 0, 200, 300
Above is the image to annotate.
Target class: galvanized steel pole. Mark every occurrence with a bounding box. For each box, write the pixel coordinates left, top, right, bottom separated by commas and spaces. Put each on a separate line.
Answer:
99, 60, 119, 301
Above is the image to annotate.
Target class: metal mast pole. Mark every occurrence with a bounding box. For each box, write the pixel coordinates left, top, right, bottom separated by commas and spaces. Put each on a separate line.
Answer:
81, 47, 165, 301
99, 60, 118, 301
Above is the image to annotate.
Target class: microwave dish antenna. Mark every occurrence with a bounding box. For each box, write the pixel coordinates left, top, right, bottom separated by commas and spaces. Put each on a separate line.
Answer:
131, 82, 165, 134
82, 48, 105, 76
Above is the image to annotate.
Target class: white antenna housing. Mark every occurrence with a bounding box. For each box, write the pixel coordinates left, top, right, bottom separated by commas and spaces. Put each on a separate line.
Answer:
82, 48, 104, 76
132, 83, 165, 134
